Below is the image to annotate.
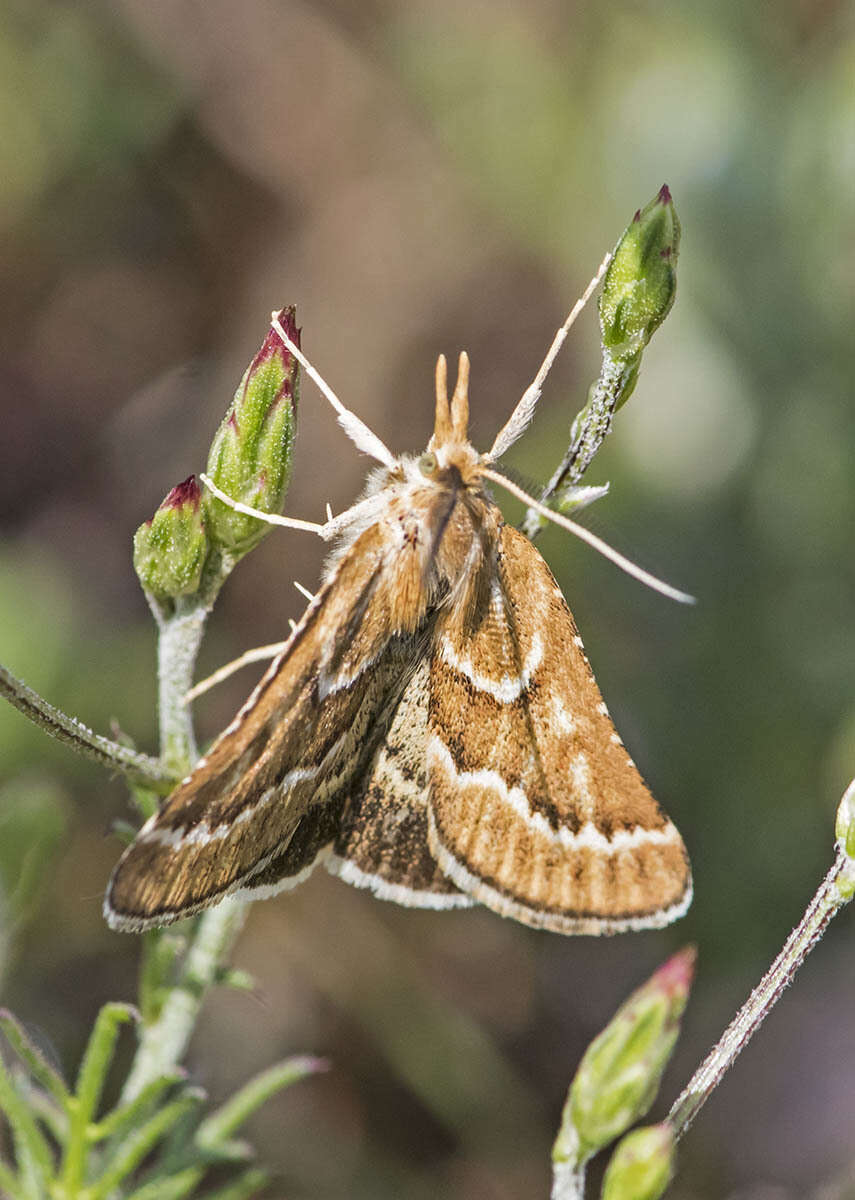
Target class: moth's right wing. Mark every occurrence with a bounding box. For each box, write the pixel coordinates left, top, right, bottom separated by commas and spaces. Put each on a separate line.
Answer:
105, 521, 425, 931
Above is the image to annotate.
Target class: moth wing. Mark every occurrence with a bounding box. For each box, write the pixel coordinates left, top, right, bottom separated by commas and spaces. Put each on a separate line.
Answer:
426, 524, 692, 934
327, 659, 474, 909
105, 521, 423, 931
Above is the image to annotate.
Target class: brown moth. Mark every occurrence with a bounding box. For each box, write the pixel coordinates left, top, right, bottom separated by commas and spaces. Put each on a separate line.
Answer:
105, 328, 692, 935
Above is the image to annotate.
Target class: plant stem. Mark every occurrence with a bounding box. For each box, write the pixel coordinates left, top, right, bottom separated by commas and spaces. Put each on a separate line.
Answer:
668, 848, 852, 1138
120, 900, 247, 1103
523, 354, 627, 540
123, 562, 247, 1105
0, 664, 173, 791
551, 1160, 587, 1200
153, 603, 207, 775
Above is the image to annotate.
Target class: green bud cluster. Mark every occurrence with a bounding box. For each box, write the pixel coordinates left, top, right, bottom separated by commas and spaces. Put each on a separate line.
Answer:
133, 476, 208, 601
133, 308, 300, 605
598, 184, 680, 414
204, 306, 299, 556
601, 1124, 675, 1200
553, 947, 695, 1169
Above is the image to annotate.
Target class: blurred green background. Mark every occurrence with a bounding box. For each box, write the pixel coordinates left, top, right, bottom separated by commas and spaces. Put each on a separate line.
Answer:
2, 0, 855, 1195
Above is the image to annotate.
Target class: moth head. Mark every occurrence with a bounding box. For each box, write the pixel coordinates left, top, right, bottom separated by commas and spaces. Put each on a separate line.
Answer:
425, 351, 484, 486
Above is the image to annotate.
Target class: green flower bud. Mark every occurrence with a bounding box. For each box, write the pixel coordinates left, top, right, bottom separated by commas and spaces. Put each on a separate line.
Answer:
599, 184, 680, 363
133, 475, 209, 601
601, 1124, 675, 1200
835, 779, 855, 899
204, 307, 299, 555
835, 779, 855, 857
555, 947, 695, 1167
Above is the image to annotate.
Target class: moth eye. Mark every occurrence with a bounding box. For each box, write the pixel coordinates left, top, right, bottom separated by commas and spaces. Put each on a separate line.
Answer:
418, 452, 437, 477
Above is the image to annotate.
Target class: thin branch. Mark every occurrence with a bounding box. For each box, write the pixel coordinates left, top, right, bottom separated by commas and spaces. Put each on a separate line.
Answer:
668, 848, 853, 1139
0, 664, 174, 792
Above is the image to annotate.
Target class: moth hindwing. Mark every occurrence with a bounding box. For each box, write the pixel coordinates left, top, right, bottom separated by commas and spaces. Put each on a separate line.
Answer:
105, 351, 691, 934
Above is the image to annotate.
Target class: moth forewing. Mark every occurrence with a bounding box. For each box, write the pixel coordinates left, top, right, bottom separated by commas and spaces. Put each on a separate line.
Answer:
426, 525, 692, 934
105, 510, 437, 931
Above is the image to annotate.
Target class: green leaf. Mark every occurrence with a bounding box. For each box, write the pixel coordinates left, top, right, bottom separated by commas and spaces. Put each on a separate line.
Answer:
0, 1053, 56, 1196
11, 1073, 68, 1147
203, 1167, 272, 1200
61, 1002, 137, 1192
0, 1156, 26, 1200
91, 1070, 185, 1144
124, 1166, 204, 1200
88, 1093, 204, 1200
0, 1009, 70, 1107
196, 1056, 328, 1148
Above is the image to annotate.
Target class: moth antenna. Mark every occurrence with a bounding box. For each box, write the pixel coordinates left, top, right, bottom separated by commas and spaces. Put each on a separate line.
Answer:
270, 310, 395, 467
200, 474, 326, 536
487, 253, 612, 461
451, 351, 470, 440
480, 466, 696, 605
185, 641, 289, 702
294, 580, 315, 602
326, 502, 334, 522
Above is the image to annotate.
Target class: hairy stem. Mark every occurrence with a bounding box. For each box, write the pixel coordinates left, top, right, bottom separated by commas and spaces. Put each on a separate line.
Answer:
153, 603, 207, 775
551, 1160, 587, 1200
123, 558, 248, 1103
668, 849, 852, 1138
120, 899, 247, 1103
0, 663, 174, 791
524, 354, 628, 540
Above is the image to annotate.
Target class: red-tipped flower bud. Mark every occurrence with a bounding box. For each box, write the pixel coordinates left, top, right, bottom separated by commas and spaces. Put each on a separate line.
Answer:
553, 947, 695, 1169
204, 307, 299, 556
133, 476, 209, 601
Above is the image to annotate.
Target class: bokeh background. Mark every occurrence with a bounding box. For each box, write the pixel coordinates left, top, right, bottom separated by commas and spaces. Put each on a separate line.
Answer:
2, 0, 855, 1196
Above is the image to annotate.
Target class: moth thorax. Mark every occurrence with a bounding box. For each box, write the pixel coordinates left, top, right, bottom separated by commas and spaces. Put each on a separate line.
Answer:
435, 498, 500, 628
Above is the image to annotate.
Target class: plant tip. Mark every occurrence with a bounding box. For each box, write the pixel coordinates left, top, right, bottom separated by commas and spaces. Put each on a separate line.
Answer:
165, 475, 202, 510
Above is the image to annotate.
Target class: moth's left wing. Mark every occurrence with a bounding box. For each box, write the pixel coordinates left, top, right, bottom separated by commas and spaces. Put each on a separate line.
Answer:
426, 524, 692, 934
105, 520, 424, 931
327, 659, 474, 909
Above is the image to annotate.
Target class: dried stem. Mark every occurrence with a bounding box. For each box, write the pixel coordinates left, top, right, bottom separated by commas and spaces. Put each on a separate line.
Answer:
668, 849, 853, 1138
0, 663, 174, 792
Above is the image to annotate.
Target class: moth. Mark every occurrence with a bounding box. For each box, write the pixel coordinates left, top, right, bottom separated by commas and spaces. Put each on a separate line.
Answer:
105, 303, 692, 935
